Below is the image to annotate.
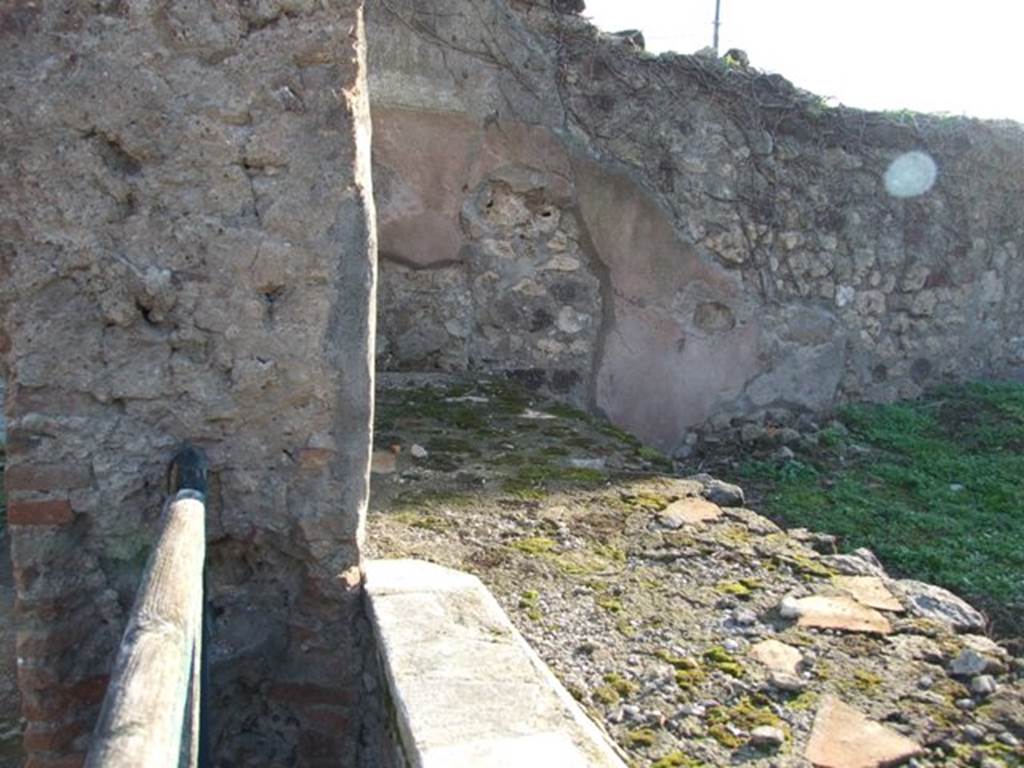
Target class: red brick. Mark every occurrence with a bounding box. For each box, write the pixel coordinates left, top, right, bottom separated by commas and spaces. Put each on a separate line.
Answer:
3, 427, 43, 457
7, 500, 74, 526
5, 463, 92, 492
25, 755, 86, 768
21, 676, 107, 720
17, 663, 62, 690
22, 718, 88, 752
17, 619, 94, 656
16, 591, 91, 623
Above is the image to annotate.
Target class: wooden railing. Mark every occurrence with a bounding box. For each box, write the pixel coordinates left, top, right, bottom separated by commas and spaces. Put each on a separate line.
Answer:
85, 446, 210, 768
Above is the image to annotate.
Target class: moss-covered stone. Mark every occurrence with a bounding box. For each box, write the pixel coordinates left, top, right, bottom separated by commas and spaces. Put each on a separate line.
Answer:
603, 672, 639, 698
389, 511, 454, 532
785, 690, 819, 711
775, 552, 837, 579
518, 590, 543, 621
592, 685, 620, 706
651, 753, 704, 768
707, 723, 743, 749
625, 727, 658, 747
621, 492, 670, 511
706, 695, 786, 749
703, 647, 745, 678
509, 536, 557, 555
847, 668, 883, 694
596, 594, 623, 613
674, 666, 707, 690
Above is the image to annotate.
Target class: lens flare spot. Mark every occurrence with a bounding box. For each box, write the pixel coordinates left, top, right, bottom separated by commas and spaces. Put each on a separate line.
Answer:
884, 151, 938, 198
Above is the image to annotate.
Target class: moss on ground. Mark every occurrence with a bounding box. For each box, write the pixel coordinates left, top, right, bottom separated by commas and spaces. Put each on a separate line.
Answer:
651, 752, 705, 768
706, 695, 786, 749
603, 671, 639, 698
509, 536, 558, 555
388, 511, 455, 532
625, 727, 657, 747
703, 647, 745, 678
518, 590, 543, 621
596, 594, 624, 614
368, 377, 1024, 766
715, 577, 762, 598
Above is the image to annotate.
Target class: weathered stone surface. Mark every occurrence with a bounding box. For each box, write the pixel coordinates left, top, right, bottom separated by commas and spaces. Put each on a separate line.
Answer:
886, 634, 943, 663
370, 107, 599, 404
703, 479, 746, 507
768, 671, 808, 692
805, 696, 923, 768
573, 154, 760, 450
749, 639, 803, 676
0, 524, 19, 764
949, 648, 1004, 678
820, 553, 887, 578
970, 675, 998, 697
891, 580, 986, 632
656, 497, 722, 528
960, 634, 1009, 664
833, 576, 904, 612
366, 0, 1024, 452
749, 725, 785, 749
0, 0, 377, 762
782, 595, 893, 634
365, 559, 627, 768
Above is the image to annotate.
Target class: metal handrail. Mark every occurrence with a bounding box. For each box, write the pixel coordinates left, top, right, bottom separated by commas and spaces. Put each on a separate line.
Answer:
85, 446, 210, 768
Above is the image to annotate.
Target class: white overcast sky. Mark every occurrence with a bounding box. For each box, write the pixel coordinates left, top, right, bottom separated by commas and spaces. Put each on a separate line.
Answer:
583, 1, 1024, 123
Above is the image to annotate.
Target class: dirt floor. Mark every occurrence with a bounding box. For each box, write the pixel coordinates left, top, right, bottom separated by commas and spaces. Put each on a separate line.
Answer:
367, 376, 1024, 768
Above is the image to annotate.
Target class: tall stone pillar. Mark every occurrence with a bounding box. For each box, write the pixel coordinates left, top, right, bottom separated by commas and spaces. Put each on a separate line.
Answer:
0, 0, 377, 763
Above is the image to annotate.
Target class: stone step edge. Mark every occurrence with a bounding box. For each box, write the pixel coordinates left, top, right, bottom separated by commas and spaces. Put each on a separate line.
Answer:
364, 558, 629, 768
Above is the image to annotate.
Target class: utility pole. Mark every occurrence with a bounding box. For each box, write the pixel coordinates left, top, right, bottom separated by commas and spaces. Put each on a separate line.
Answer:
713, 0, 722, 54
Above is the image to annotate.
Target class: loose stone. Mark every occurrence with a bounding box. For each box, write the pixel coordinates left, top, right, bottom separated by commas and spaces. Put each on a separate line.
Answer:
805, 696, 922, 768
749, 725, 785, 749
749, 639, 803, 677
768, 671, 807, 692
781, 595, 893, 634
892, 580, 986, 632
703, 478, 745, 507
950, 649, 991, 677
831, 576, 904, 612
970, 675, 997, 697
997, 732, 1020, 748
962, 724, 986, 742
732, 609, 758, 626
657, 497, 723, 528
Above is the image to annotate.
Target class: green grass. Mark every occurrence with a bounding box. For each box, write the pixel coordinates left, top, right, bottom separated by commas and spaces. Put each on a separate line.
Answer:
735, 382, 1024, 631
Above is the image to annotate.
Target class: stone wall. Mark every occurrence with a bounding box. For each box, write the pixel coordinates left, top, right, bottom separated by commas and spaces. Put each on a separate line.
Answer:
0, 0, 377, 764
367, 0, 1024, 452
0, 377, 16, 767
